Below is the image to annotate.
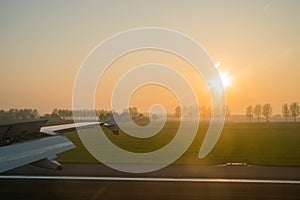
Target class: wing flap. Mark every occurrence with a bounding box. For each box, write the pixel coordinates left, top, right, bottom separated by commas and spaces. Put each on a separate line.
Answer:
0, 136, 75, 173
31, 158, 64, 170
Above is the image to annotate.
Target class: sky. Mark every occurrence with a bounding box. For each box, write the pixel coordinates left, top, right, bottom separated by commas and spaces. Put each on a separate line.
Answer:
0, 0, 300, 114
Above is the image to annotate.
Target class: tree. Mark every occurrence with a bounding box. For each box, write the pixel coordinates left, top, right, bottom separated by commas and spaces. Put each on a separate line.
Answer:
8, 108, 18, 120
200, 105, 211, 122
184, 105, 198, 119
282, 103, 290, 123
174, 106, 181, 118
28, 109, 38, 119
290, 102, 300, 122
246, 105, 253, 122
253, 104, 262, 122
129, 107, 138, 118
58, 109, 65, 120
0, 109, 5, 121
51, 108, 60, 119
262, 104, 272, 122
225, 105, 231, 121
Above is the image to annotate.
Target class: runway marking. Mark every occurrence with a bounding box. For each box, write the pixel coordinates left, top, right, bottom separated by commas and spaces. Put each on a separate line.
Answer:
0, 175, 300, 184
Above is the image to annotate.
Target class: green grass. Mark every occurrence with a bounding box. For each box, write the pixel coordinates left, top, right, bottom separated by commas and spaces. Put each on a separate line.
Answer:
183, 122, 300, 166
57, 121, 300, 166
57, 130, 99, 163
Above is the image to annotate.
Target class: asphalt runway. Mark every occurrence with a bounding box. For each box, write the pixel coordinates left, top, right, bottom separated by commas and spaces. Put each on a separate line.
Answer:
4, 163, 300, 179
1, 164, 300, 200
1, 178, 300, 200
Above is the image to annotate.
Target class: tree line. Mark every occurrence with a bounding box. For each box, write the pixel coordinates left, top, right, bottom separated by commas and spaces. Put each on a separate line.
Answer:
45, 109, 115, 121
246, 102, 299, 122
0, 107, 152, 122
45, 107, 148, 121
0, 108, 114, 122
1, 103, 299, 123
174, 105, 231, 121
0, 108, 39, 121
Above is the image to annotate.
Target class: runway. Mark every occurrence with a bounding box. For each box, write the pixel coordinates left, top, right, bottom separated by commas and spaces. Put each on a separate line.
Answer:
1, 177, 300, 200
4, 163, 300, 179
1, 175, 300, 184
1, 163, 300, 199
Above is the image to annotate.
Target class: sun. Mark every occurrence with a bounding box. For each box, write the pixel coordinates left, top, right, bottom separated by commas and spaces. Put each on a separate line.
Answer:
220, 71, 232, 88
215, 61, 232, 88
215, 61, 231, 88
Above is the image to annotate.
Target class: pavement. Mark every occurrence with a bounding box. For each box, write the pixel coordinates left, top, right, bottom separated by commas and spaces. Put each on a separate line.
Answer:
1, 163, 300, 200
4, 163, 300, 180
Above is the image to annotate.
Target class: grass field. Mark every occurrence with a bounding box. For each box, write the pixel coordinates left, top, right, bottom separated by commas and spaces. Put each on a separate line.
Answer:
57, 121, 300, 166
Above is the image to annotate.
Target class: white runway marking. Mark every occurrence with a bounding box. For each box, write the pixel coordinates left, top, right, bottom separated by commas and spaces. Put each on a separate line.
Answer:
0, 175, 300, 185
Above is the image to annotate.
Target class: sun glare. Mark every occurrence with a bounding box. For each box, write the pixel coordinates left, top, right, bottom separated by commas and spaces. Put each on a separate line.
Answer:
215, 61, 232, 88
220, 71, 231, 88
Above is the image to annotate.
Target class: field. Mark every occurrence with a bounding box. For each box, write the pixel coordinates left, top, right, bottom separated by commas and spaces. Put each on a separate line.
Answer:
57, 121, 300, 166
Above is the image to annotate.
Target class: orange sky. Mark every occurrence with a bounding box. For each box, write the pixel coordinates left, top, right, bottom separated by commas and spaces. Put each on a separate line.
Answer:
0, 1, 300, 114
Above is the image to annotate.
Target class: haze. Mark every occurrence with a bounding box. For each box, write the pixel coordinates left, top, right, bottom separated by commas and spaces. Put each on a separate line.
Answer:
0, 0, 299, 114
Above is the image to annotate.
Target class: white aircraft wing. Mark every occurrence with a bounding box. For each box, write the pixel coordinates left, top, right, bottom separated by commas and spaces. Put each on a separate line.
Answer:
100, 118, 119, 135
0, 120, 103, 173
0, 135, 74, 173
40, 122, 101, 135
0, 119, 119, 173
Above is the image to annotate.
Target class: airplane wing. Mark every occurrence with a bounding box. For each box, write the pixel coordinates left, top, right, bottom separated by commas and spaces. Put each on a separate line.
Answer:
0, 120, 77, 173
0, 135, 74, 173
41, 121, 119, 135
0, 120, 48, 146
40, 121, 101, 135
0, 119, 119, 173
100, 118, 119, 135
